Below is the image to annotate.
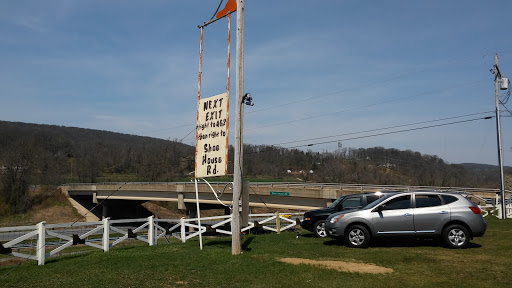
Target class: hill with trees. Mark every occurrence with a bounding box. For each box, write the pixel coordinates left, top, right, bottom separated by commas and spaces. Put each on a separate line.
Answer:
0, 120, 509, 214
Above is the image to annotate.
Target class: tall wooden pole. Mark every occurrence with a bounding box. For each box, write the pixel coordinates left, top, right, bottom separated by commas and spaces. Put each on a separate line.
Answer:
232, 0, 244, 255
494, 54, 507, 219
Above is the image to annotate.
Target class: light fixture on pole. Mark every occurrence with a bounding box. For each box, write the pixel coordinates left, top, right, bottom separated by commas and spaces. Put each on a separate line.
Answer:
242, 93, 254, 106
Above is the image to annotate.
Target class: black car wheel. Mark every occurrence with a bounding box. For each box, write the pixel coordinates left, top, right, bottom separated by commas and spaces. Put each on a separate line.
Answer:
345, 225, 370, 248
443, 224, 470, 249
314, 220, 327, 238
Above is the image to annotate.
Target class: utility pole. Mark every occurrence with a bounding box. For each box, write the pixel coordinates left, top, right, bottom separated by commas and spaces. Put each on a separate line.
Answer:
493, 54, 507, 219
232, 0, 244, 255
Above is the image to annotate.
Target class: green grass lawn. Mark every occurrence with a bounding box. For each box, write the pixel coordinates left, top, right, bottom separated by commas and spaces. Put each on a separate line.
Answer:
1, 216, 511, 288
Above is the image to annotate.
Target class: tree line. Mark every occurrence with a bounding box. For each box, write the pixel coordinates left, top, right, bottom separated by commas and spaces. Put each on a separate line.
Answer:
242, 145, 509, 187
0, 121, 509, 213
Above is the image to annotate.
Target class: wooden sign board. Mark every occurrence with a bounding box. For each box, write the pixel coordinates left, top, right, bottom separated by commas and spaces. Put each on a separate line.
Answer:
195, 93, 229, 178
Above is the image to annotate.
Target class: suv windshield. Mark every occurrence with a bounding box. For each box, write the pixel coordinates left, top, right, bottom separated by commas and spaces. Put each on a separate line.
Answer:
363, 193, 396, 210
329, 196, 345, 208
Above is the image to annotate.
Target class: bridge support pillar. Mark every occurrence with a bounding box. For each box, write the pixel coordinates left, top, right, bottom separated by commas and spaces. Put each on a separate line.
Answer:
185, 203, 197, 232
102, 203, 109, 219
178, 193, 185, 210
185, 203, 197, 219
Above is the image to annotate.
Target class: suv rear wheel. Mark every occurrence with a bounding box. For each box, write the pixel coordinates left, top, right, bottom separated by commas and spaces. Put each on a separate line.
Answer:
443, 224, 470, 249
345, 225, 370, 248
314, 220, 327, 238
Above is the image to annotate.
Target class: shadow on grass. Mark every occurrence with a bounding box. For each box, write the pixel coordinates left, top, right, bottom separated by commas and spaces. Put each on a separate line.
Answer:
44, 251, 93, 265
299, 233, 317, 239
203, 240, 230, 248
322, 238, 482, 249
203, 236, 256, 252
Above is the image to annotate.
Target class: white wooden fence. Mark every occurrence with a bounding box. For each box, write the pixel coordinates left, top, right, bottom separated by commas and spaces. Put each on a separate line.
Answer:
0, 212, 302, 266
477, 194, 512, 218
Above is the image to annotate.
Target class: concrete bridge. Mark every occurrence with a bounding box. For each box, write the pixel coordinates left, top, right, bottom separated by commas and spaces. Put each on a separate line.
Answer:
60, 182, 504, 221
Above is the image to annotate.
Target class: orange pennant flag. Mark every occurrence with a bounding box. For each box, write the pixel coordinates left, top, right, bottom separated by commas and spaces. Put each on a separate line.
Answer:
216, 0, 236, 19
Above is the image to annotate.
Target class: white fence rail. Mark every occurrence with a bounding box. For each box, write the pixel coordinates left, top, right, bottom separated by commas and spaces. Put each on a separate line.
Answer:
0, 212, 303, 266
170, 212, 302, 243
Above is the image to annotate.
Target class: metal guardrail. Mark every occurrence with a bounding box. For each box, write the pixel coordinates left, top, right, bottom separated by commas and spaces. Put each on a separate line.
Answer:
62, 181, 509, 194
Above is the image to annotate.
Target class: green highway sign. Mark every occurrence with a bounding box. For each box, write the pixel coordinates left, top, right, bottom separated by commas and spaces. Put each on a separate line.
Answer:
269, 191, 290, 196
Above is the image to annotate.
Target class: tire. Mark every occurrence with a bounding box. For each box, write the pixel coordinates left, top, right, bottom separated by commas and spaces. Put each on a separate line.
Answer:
443, 224, 470, 249
313, 220, 327, 238
344, 225, 371, 248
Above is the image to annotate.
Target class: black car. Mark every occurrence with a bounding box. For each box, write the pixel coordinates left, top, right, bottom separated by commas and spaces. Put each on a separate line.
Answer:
301, 192, 387, 237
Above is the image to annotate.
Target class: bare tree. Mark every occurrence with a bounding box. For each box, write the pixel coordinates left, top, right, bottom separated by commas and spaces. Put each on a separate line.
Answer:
0, 140, 35, 213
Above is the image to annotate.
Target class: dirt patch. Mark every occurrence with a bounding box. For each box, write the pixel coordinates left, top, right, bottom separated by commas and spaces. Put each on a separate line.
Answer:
143, 202, 187, 219
0, 257, 28, 267
32, 205, 85, 224
0, 204, 84, 226
278, 258, 394, 274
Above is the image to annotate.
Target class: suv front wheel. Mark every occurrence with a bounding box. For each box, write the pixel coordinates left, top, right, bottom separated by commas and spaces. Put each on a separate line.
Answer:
345, 225, 371, 248
314, 220, 327, 238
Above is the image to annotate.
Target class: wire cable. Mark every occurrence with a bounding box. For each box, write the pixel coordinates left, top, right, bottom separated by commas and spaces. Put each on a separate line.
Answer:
245, 78, 489, 131
272, 111, 494, 146
246, 53, 496, 115
179, 127, 196, 143
0, 182, 127, 278
501, 101, 512, 117
245, 116, 492, 153
70, 182, 128, 226
0, 263, 21, 280
209, 0, 224, 22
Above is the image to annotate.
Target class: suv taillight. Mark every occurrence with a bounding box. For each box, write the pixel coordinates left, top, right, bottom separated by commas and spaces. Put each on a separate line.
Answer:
469, 206, 481, 214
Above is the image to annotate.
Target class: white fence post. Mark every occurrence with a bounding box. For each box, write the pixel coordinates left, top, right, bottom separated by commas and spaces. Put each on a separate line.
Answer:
496, 194, 502, 218
103, 217, 110, 252
180, 217, 186, 243
148, 216, 155, 246
37, 221, 46, 266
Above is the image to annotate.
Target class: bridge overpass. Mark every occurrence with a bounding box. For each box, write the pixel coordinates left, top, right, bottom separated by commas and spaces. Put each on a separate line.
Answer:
61, 182, 505, 221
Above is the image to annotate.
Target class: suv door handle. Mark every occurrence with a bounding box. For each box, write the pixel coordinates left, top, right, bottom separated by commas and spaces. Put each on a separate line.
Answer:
404, 213, 413, 217
439, 211, 448, 214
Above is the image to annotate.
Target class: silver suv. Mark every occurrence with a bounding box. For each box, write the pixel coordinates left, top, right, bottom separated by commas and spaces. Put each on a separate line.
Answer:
325, 191, 486, 249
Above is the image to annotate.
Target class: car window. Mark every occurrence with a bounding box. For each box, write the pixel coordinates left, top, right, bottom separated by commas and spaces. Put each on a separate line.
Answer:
342, 197, 362, 208
365, 194, 396, 209
366, 195, 380, 204
329, 196, 345, 208
382, 195, 411, 210
415, 195, 442, 208
441, 195, 458, 204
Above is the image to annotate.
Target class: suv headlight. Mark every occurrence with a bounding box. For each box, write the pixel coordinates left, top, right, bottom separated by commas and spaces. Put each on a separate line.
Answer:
329, 214, 344, 224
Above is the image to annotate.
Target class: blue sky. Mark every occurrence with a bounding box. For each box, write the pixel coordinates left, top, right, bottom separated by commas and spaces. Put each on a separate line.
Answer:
1, 0, 511, 166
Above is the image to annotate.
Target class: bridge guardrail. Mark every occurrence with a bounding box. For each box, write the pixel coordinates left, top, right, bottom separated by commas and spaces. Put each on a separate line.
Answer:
62, 181, 509, 194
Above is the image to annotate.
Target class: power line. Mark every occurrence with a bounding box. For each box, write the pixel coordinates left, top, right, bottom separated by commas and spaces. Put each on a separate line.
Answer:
179, 127, 196, 143
272, 111, 494, 146
501, 101, 512, 117
276, 116, 492, 150
246, 53, 497, 115
139, 123, 193, 136
140, 56, 495, 139
245, 78, 489, 131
